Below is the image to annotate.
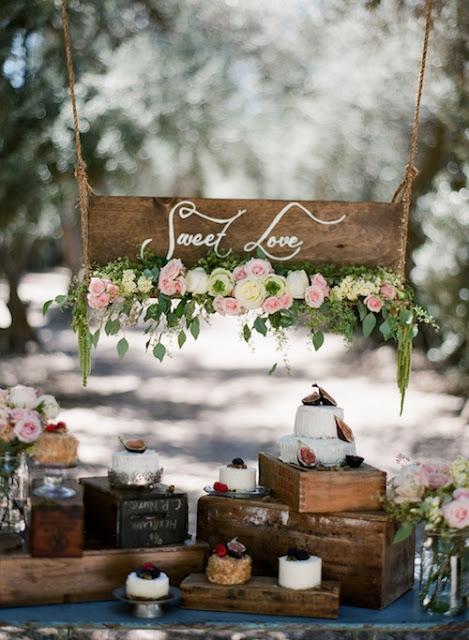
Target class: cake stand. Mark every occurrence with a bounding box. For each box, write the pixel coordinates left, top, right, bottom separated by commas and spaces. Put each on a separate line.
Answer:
113, 586, 181, 618
204, 485, 271, 499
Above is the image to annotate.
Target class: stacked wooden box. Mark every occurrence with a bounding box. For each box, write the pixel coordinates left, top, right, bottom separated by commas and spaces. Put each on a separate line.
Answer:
196, 453, 415, 609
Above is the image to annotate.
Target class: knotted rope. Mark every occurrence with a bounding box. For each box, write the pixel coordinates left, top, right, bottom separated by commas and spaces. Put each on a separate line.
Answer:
393, 0, 433, 277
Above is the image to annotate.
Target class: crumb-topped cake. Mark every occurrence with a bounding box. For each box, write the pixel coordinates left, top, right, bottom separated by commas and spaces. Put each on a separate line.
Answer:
279, 384, 356, 467
278, 548, 322, 590
33, 422, 78, 466
126, 562, 170, 600
218, 457, 257, 492
206, 538, 252, 585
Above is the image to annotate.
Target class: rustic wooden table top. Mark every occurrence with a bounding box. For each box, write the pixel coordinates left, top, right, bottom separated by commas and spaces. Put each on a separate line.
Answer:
0, 585, 467, 639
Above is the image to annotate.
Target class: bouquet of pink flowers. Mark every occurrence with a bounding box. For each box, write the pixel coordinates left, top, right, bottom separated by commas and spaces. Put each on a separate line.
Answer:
0, 385, 60, 455
383, 456, 469, 542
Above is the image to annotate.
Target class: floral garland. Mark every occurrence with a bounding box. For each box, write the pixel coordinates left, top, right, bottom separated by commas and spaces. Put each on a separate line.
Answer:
46, 247, 436, 412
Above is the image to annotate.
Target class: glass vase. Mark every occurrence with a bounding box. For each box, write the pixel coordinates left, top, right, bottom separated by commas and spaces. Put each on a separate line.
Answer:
0, 452, 29, 535
419, 532, 467, 616
33, 464, 77, 499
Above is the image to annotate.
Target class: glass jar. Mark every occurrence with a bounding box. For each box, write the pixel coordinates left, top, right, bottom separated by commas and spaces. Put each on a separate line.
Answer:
0, 452, 29, 535
419, 532, 467, 616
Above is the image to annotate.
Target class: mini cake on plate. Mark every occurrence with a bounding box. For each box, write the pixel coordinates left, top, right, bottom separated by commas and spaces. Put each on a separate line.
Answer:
33, 422, 78, 466
109, 438, 163, 487
278, 548, 322, 590
126, 562, 170, 600
206, 538, 252, 585
218, 457, 256, 492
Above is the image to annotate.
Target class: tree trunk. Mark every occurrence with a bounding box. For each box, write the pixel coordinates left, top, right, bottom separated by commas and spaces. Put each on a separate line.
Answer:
0, 270, 38, 355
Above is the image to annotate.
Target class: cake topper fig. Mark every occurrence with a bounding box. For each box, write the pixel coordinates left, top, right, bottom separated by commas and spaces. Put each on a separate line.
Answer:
335, 416, 354, 443
298, 444, 318, 468
119, 437, 147, 453
302, 384, 337, 406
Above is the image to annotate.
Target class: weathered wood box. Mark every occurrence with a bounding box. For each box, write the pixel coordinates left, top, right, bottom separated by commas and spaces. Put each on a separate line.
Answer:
30, 481, 84, 558
81, 477, 189, 548
181, 574, 340, 618
0, 542, 208, 607
197, 496, 415, 609
259, 452, 386, 513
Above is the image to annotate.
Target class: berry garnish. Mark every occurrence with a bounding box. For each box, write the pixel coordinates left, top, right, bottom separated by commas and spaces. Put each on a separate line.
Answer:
142, 562, 157, 570
45, 421, 67, 433
287, 548, 310, 561
215, 543, 228, 558
231, 457, 245, 467
136, 564, 161, 580
214, 481, 229, 493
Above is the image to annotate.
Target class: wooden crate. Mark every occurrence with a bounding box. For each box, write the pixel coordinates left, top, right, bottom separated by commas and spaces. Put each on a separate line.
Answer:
259, 452, 386, 513
0, 542, 208, 607
181, 573, 340, 618
30, 482, 84, 558
197, 496, 415, 609
81, 477, 189, 548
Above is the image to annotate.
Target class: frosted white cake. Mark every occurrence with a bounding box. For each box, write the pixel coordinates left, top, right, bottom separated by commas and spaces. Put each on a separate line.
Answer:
112, 449, 161, 475
279, 434, 355, 466
278, 552, 321, 590
126, 565, 169, 600
219, 465, 257, 492
294, 405, 344, 438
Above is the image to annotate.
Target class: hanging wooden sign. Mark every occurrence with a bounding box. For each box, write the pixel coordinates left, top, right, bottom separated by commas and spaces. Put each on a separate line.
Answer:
88, 196, 405, 270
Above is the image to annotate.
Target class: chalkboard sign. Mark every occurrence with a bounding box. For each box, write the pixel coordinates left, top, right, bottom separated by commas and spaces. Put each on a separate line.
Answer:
88, 196, 405, 270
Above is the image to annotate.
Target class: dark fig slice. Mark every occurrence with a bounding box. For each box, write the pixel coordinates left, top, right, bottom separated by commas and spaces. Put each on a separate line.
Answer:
335, 416, 354, 443
297, 445, 318, 468
302, 391, 321, 405
120, 437, 147, 453
312, 384, 337, 406
346, 455, 364, 468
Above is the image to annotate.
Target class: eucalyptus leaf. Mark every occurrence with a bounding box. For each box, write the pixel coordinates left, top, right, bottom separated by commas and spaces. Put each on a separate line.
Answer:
117, 337, 129, 359
362, 312, 377, 337
243, 324, 252, 342
379, 319, 392, 341
253, 316, 267, 336
43, 300, 53, 315
392, 523, 414, 544
190, 317, 200, 340
399, 309, 413, 325
91, 329, 101, 348
153, 342, 166, 362
54, 294, 66, 306
178, 331, 187, 349
105, 318, 120, 336
357, 299, 367, 322
312, 330, 324, 351
158, 294, 170, 314
268, 362, 278, 375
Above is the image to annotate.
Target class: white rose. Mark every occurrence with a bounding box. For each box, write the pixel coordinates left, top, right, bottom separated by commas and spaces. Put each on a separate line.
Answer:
9, 385, 38, 409
36, 394, 60, 420
137, 275, 153, 294
286, 270, 309, 299
208, 268, 235, 297
186, 267, 209, 295
234, 277, 266, 310
264, 274, 287, 297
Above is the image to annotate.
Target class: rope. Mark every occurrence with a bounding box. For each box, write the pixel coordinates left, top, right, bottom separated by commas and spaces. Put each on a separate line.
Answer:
60, 0, 93, 278
393, 0, 433, 277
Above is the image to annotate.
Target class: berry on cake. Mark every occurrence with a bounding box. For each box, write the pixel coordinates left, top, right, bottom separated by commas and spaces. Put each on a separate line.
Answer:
218, 457, 257, 492
278, 548, 322, 590
126, 562, 170, 600
206, 537, 252, 585
279, 384, 357, 467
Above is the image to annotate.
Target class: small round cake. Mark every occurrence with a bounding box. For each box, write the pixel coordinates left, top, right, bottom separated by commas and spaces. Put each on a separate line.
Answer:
206, 538, 252, 585
278, 548, 322, 590
218, 458, 256, 492
126, 563, 170, 600
33, 422, 78, 466
110, 448, 162, 487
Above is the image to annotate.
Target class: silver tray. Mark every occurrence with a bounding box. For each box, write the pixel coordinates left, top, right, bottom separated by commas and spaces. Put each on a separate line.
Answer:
108, 467, 163, 488
113, 585, 181, 618
203, 484, 271, 499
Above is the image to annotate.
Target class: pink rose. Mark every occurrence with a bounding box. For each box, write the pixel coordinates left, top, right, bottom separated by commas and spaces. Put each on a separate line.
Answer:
158, 277, 177, 296
213, 296, 244, 316
160, 259, 184, 281
304, 285, 325, 309
10, 408, 28, 422
393, 463, 427, 504
442, 497, 469, 529
173, 276, 187, 296
213, 296, 226, 315
13, 411, 42, 443
453, 488, 469, 500
380, 282, 397, 301
311, 273, 330, 296
364, 295, 383, 313
244, 258, 273, 279
105, 281, 120, 300
88, 277, 106, 296
262, 296, 283, 315
87, 292, 110, 310
233, 265, 248, 282
278, 293, 293, 310
422, 463, 452, 490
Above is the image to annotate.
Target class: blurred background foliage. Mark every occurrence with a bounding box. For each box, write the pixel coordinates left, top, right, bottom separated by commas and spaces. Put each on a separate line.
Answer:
0, 0, 467, 389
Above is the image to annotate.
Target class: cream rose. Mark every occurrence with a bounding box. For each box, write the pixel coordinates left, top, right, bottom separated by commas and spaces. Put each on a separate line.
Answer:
36, 394, 60, 420
186, 267, 209, 295
392, 463, 427, 504
234, 277, 266, 310
208, 268, 235, 297
9, 385, 37, 409
264, 274, 287, 297
286, 270, 309, 299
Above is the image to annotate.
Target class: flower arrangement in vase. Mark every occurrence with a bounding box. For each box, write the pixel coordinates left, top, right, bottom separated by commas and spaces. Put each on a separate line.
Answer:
46, 247, 436, 412
383, 455, 469, 615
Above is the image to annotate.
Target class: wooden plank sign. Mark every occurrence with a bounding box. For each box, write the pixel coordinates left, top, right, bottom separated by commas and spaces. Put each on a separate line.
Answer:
88, 196, 405, 269
180, 574, 340, 618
